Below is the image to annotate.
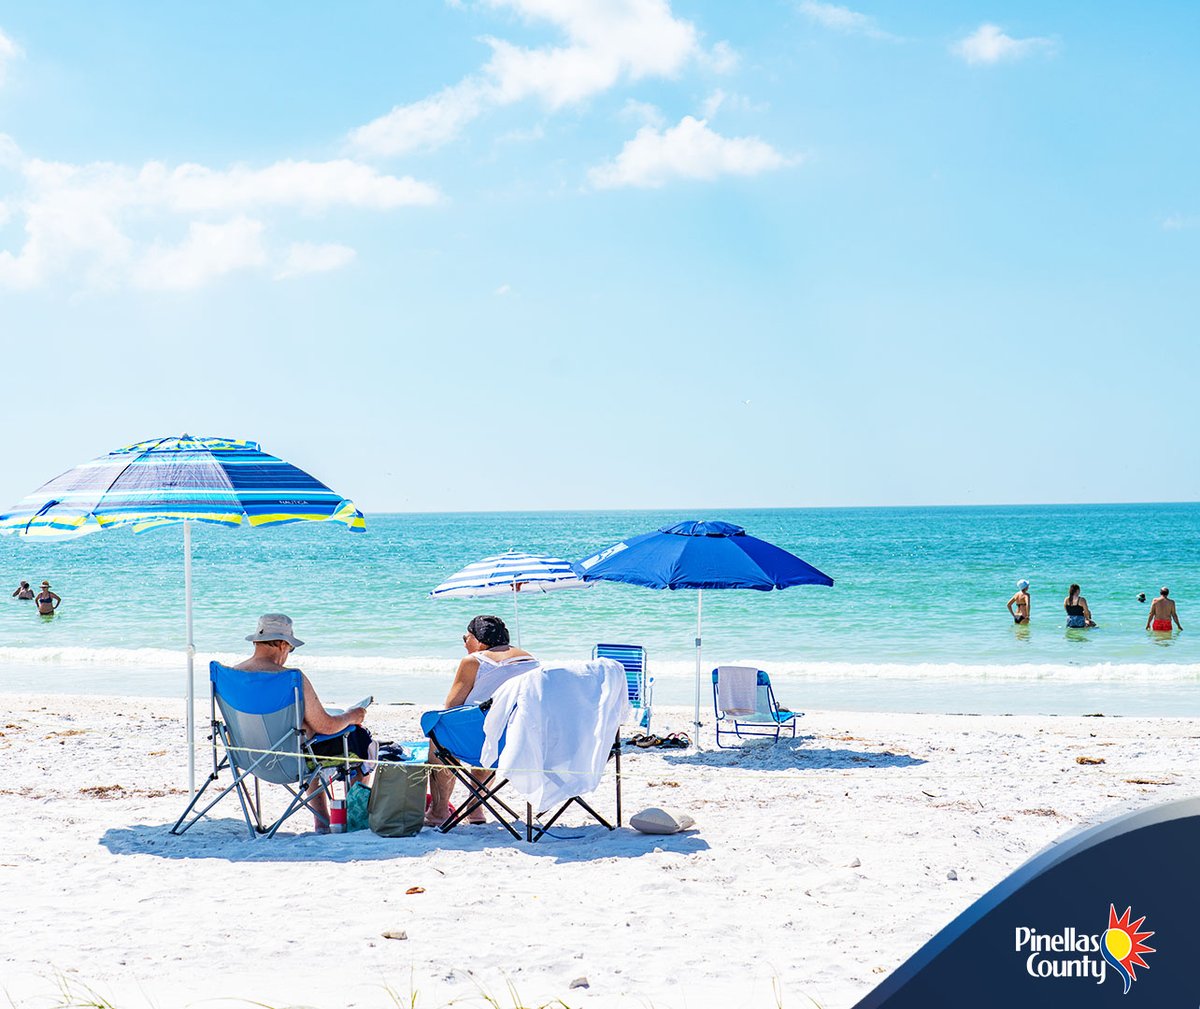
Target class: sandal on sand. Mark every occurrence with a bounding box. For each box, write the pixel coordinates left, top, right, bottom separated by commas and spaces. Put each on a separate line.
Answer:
634, 734, 664, 748
662, 732, 691, 749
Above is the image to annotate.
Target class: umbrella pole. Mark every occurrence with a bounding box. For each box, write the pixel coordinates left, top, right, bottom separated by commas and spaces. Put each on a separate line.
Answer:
693, 588, 703, 747
184, 520, 196, 797
512, 587, 521, 647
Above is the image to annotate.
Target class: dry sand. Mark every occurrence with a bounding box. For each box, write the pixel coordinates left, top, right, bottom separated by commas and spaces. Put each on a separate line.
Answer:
1, 693, 1196, 1008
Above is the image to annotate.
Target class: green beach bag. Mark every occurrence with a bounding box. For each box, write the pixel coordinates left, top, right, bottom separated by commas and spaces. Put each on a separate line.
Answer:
346, 782, 371, 832
367, 763, 428, 837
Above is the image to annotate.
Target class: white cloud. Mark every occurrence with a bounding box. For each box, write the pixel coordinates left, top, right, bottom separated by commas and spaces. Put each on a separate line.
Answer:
588, 115, 794, 189
275, 241, 357, 279
798, 1, 891, 39
951, 24, 1054, 65
620, 98, 665, 127
0, 29, 22, 84
134, 217, 267, 291
1162, 215, 1200, 231
494, 282, 511, 295
0, 152, 439, 290
350, 0, 728, 156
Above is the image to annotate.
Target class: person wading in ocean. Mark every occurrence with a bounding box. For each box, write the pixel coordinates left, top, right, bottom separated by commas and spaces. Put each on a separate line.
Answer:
1146, 587, 1182, 633
1007, 579, 1031, 624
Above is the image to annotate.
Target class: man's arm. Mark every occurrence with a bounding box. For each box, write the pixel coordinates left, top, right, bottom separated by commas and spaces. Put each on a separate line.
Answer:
1174, 603, 1183, 630
443, 657, 480, 709
300, 674, 364, 736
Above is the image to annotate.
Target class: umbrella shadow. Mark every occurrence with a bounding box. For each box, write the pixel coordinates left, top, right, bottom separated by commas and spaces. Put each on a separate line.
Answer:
661, 736, 926, 771
98, 819, 710, 865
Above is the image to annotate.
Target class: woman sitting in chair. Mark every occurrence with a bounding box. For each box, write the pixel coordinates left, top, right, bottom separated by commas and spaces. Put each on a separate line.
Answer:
426, 615, 536, 827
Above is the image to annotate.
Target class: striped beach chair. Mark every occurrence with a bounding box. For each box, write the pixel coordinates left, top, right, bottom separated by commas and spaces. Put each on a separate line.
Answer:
593, 643, 652, 732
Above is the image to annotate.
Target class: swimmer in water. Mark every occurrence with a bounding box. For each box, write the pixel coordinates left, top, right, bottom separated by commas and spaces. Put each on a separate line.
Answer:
12, 581, 34, 600
1064, 583, 1095, 628
1146, 587, 1182, 633
1007, 579, 1031, 624
35, 581, 61, 615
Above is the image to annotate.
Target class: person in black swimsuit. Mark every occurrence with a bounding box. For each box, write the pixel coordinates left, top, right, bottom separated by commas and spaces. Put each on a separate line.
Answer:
1064, 584, 1095, 628
35, 581, 61, 615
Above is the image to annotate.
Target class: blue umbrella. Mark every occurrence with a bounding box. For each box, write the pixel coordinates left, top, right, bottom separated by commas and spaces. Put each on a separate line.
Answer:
0, 434, 364, 792
575, 521, 833, 743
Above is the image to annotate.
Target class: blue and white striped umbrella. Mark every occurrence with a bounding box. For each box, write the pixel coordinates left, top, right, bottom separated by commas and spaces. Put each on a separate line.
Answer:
430, 550, 587, 644
0, 434, 365, 793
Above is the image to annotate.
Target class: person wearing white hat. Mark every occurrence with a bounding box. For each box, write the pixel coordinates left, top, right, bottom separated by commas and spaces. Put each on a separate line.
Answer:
235, 613, 374, 831
1007, 579, 1031, 625
35, 580, 61, 615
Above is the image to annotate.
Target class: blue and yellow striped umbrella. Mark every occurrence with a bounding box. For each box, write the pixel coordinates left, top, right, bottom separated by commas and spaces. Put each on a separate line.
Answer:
0, 434, 364, 536
0, 434, 365, 795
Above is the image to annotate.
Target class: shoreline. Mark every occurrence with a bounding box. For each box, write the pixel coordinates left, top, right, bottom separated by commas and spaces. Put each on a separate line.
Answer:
2, 693, 1197, 1007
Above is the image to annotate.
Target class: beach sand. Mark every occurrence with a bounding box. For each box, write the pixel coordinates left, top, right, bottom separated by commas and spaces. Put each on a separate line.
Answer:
1, 694, 1195, 1008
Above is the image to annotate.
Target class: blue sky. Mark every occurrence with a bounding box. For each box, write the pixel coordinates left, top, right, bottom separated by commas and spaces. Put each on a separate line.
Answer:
0, 1, 1196, 512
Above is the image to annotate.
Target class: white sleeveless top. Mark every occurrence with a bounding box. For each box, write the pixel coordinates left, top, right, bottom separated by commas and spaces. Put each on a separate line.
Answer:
466, 651, 538, 705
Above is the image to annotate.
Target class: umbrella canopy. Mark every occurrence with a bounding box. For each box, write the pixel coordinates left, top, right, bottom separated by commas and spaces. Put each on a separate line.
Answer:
430, 550, 586, 645
575, 521, 833, 744
0, 434, 364, 536
0, 434, 364, 792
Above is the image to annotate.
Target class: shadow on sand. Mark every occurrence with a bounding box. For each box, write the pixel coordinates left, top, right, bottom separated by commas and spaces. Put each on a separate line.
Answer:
657, 735, 926, 771
99, 818, 710, 865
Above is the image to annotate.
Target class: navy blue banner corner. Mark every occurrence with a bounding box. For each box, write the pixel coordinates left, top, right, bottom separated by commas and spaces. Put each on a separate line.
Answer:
854, 797, 1200, 1007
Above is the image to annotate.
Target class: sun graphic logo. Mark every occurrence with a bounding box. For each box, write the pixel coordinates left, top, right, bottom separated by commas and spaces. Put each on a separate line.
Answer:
1100, 905, 1156, 994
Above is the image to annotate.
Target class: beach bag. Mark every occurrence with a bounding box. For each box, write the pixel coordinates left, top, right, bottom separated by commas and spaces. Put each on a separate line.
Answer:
367, 763, 428, 837
346, 782, 371, 833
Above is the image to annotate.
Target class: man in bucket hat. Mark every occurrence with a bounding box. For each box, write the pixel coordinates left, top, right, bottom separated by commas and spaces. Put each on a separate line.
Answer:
235, 614, 374, 833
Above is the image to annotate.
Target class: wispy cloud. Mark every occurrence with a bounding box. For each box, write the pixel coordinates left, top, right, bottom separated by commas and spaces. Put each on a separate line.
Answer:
349, 0, 729, 157
0, 142, 439, 290
798, 1, 892, 40
951, 24, 1055, 66
0, 28, 22, 84
1162, 214, 1200, 231
588, 115, 795, 189
275, 241, 357, 280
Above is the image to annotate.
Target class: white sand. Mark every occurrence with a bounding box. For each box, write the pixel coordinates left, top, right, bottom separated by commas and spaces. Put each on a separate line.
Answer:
1, 693, 1196, 1009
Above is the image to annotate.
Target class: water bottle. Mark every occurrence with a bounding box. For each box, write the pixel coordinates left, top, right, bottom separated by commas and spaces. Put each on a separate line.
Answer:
329, 797, 347, 833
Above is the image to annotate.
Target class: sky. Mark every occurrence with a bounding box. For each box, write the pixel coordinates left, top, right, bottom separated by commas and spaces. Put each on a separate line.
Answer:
0, 1, 1196, 513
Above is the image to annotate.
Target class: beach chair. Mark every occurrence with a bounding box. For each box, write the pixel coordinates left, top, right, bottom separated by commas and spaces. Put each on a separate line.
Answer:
171, 661, 355, 839
593, 643, 652, 731
712, 666, 802, 748
421, 661, 626, 842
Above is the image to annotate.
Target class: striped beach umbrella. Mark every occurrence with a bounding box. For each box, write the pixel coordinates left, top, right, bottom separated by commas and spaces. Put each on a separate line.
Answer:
430, 550, 586, 645
0, 434, 364, 792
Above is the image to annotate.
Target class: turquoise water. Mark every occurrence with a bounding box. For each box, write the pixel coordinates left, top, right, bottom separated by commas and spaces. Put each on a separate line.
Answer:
2, 504, 1199, 713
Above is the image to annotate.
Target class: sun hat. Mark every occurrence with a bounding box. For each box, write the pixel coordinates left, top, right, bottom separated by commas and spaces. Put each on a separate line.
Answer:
246, 613, 305, 649
40, 580, 50, 588
1016, 579, 1030, 591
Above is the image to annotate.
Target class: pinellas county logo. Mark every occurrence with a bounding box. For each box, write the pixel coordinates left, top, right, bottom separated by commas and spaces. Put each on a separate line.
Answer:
1014, 905, 1155, 994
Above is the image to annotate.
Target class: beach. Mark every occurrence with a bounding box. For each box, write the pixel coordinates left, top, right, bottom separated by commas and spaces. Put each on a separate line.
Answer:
3, 695, 1194, 1008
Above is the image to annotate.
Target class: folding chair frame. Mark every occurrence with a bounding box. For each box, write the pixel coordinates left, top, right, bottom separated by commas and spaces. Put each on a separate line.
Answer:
593, 643, 653, 732
712, 668, 801, 749
427, 726, 623, 843
171, 674, 353, 839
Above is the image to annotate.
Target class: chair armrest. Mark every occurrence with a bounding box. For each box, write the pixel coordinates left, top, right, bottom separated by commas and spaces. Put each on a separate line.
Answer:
309, 725, 355, 745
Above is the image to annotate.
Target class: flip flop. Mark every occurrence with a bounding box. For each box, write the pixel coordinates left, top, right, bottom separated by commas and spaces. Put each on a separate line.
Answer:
635, 734, 664, 748
662, 732, 691, 749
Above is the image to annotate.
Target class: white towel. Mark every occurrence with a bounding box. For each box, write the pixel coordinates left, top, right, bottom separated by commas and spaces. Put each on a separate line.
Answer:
718, 666, 759, 716
480, 659, 631, 811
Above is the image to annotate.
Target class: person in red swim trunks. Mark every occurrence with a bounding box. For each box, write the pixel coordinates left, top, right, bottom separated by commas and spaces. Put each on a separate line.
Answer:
1147, 587, 1182, 633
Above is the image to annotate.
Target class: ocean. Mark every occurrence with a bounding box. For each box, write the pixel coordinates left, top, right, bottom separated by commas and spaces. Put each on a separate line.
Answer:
2, 504, 1198, 715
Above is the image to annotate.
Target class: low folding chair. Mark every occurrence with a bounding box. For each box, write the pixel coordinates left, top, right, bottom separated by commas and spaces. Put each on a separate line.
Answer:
593, 643, 652, 732
421, 702, 622, 843
171, 661, 355, 839
712, 666, 802, 748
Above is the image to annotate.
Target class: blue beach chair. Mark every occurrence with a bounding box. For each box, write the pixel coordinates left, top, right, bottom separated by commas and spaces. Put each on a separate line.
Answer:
171, 662, 356, 839
593, 643, 652, 732
712, 666, 802, 748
